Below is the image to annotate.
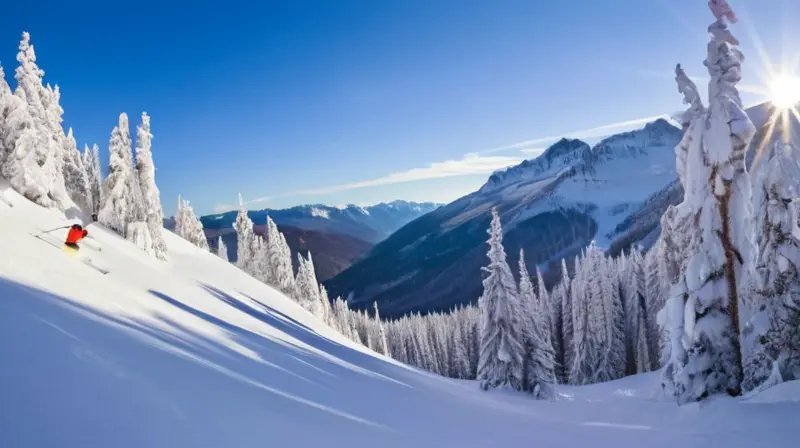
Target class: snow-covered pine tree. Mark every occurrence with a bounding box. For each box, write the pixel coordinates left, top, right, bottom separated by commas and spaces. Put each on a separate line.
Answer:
135, 112, 168, 261
174, 195, 209, 250
644, 242, 665, 369
277, 232, 296, 297
1, 40, 57, 208
658, 61, 709, 397
234, 194, 256, 274
99, 113, 143, 236
569, 254, 591, 385
319, 285, 334, 326
10, 33, 69, 209
216, 236, 229, 262
1, 86, 46, 206
82, 144, 102, 215
632, 247, 653, 373
606, 255, 627, 381
0, 64, 15, 168
61, 128, 92, 212
295, 252, 323, 317
41, 84, 69, 207
263, 217, 280, 286
251, 235, 268, 282
558, 258, 573, 382
332, 297, 351, 341
0, 65, 8, 162
672, 2, 756, 403
743, 140, 800, 392
622, 246, 652, 374
518, 251, 537, 386
518, 250, 557, 399
536, 266, 561, 378
582, 243, 626, 383
477, 208, 524, 391
451, 312, 472, 379
373, 302, 389, 356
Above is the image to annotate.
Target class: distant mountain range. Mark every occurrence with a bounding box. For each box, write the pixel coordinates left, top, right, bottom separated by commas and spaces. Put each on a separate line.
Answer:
193, 201, 441, 281
326, 102, 799, 318
200, 201, 440, 243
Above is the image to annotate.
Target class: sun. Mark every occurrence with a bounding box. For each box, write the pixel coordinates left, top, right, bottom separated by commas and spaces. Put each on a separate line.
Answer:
769, 73, 800, 109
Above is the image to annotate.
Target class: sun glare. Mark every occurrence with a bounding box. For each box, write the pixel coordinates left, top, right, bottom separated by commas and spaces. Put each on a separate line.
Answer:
769, 73, 800, 109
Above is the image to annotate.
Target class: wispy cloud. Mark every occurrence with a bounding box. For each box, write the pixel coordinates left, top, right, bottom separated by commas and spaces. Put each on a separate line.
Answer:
211, 152, 524, 213
483, 114, 671, 154
287, 152, 525, 196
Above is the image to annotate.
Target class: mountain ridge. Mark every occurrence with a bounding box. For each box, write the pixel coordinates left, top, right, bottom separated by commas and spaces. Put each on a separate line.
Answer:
325, 118, 686, 317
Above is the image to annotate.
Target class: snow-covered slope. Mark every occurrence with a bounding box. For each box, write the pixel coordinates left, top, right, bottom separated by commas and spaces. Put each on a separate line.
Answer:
0, 186, 797, 447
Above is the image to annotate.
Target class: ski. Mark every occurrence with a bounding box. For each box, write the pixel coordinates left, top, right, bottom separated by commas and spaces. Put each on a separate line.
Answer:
81, 259, 110, 275
29, 232, 110, 275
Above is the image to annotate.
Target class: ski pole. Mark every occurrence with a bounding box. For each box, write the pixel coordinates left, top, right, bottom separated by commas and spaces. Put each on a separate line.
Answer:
36, 225, 70, 236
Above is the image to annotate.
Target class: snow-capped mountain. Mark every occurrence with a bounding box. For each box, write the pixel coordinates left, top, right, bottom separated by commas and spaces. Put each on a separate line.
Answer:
201, 200, 441, 244
328, 104, 800, 318
326, 119, 686, 317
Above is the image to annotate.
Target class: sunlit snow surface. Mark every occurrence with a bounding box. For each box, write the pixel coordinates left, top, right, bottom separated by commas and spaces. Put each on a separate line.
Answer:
0, 184, 797, 447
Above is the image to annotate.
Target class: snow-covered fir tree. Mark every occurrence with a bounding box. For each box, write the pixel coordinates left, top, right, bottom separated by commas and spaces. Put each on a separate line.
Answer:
373, 302, 389, 356
174, 195, 209, 250
476, 208, 524, 391
61, 128, 92, 212
318, 285, 333, 327
275, 230, 296, 297
557, 259, 572, 382
668, 2, 756, 403
622, 246, 653, 374
252, 235, 268, 283
0, 64, 15, 167
216, 236, 229, 262
135, 112, 168, 261
603, 255, 627, 382
234, 194, 256, 274
569, 253, 591, 385
644, 241, 666, 370
295, 252, 323, 317
518, 251, 557, 399
42, 84, 68, 206
743, 139, 800, 392
2, 33, 68, 209
658, 62, 710, 398
99, 113, 144, 236
82, 144, 102, 215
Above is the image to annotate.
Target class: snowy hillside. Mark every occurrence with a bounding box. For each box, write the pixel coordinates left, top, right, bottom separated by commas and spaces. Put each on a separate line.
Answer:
1, 186, 797, 447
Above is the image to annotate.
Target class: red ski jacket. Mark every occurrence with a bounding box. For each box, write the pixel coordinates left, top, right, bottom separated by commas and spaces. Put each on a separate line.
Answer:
65, 225, 88, 244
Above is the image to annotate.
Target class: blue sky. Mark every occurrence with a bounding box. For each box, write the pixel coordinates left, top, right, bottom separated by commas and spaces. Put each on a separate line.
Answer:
1, 0, 798, 215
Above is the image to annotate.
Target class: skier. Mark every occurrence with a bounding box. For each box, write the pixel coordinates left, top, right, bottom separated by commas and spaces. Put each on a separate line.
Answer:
63, 223, 89, 255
